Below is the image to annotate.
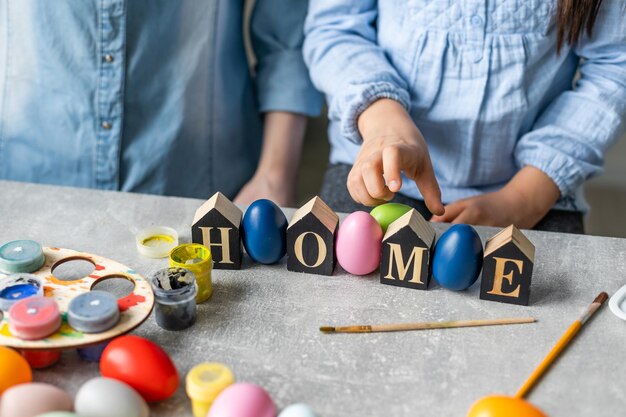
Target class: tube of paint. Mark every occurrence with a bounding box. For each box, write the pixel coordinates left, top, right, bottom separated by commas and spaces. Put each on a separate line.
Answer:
150, 267, 197, 331
20, 349, 61, 369
0, 274, 44, 311
169, 244, 213, 303
77, 342, 110, 362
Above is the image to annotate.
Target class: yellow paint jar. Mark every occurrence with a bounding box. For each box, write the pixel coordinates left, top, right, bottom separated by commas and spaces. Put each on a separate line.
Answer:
186, 362, 234, 417
169, 244, 212, 303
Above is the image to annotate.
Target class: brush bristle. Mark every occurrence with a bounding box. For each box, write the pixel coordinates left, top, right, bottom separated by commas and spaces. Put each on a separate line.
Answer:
319, 326, 335, 333
594, 292, 609, 305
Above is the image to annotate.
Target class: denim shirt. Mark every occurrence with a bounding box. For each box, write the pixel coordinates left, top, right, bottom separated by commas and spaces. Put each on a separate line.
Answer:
0, 0, 322, 199
304, 0, 626, 211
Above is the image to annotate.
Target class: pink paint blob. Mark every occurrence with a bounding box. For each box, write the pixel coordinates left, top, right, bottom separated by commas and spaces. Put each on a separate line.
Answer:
336, 211, 383, 275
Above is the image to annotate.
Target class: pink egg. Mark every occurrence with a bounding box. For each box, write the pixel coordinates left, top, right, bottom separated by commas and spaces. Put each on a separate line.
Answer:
336, 211, 383, 275
0, 382, 73, 417
207, 383, 276, 417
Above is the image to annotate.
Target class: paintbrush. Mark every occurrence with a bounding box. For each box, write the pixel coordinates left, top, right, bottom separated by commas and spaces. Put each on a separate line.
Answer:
320, 317, 536, 334
515, 292, 608, 399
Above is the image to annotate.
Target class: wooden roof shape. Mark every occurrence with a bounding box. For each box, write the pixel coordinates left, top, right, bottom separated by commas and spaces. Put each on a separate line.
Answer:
192, 192, 242, 227
288, 196, 338, 233
484, 224, 535, 261
383, 209, 435, 247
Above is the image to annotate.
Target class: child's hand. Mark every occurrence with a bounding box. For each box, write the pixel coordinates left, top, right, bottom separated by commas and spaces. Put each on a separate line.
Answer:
351, 99, 444, 215
431, 166, 560, 228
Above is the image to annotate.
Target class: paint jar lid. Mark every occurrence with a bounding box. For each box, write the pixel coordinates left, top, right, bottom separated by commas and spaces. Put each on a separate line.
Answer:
0, 274, 44, 311
0, 240, 45, 274
135, 227, 179, 259
9, 296, 61, 340
68, 291, 120, 333
186, 362, 235, 401
609, 284, 626, 321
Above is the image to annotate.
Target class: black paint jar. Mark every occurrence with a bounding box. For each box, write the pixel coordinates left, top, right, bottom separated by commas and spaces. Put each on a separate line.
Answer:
150, 267, 197, 331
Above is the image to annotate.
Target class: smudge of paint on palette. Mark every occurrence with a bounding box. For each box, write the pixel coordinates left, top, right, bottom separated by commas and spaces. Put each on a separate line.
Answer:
44, 286, 55, 297
118, 293, 146, 312
0, 323, 12, 337
58, 322, 84, 338
95, 264, 105, 271
47, 276, 83, 286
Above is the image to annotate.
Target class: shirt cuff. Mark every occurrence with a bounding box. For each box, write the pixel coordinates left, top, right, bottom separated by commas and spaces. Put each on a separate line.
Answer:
515, 149, 588, 197
340, 82, 411, 144
255, 49, 323, 117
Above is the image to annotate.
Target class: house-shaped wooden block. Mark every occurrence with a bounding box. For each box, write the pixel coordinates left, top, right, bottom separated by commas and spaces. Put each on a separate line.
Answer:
380, 209, 435, 290
192, 192, 243, 270
480, 225, 535, 306
287, 196, 339, 275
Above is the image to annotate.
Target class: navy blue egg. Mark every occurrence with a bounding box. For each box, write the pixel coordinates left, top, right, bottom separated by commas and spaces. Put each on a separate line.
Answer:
242, 199, 288, 264
432, 224, 483, 291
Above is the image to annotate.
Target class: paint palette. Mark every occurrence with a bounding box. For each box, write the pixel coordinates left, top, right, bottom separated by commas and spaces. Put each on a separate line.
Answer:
0, 247, 154, 349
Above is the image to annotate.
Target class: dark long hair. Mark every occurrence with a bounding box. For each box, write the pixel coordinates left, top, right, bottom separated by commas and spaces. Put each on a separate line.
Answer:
556, 0, 603, 52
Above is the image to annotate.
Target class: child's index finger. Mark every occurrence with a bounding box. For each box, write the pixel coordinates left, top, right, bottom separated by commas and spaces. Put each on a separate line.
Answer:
382, 146, 403, 192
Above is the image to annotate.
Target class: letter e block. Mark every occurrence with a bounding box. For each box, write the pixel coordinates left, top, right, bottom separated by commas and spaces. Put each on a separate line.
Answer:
480, 225, 534, 306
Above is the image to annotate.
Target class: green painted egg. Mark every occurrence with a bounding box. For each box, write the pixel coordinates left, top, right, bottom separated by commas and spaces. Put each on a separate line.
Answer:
370, 203, 413, 233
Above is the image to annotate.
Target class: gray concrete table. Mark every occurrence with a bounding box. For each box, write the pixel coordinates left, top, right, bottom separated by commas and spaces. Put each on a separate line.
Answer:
0, 180, 624, 417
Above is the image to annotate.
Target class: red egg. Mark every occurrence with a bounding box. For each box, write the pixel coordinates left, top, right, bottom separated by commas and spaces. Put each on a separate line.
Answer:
100, 335, 179, 402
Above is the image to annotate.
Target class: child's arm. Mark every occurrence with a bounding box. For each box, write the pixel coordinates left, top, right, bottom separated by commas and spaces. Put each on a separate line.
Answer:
435, 0, 626, 228
303, 1, 444, 215
235, 0, 323, 206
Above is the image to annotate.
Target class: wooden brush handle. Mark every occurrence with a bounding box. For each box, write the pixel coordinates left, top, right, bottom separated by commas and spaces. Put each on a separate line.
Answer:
516, 321, 582, 399
331, 317, 536, 333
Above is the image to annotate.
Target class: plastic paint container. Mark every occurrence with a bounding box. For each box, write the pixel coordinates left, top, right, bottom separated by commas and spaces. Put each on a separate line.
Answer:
8, 296, 62, 340
135, 226, 179, 259
186, 362, 235, 417
169, 244, 212, 303
0, 240, 45, 274
68, 290, 120, 333
150, 267, 197, 331
20, 349, 62, 369
77, 342, 110, 362
0, 274, 44, 311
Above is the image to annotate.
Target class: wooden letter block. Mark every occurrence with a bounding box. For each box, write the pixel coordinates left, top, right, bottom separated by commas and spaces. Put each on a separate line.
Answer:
191, 192, 243, 270
480, 225, 535, 306
287, 196, 338, 275
380, 209, 435, 290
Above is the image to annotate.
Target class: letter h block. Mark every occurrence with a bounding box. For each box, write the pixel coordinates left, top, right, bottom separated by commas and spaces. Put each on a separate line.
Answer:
480, 225, 534, 306
192, 192, 243, 270
287, 196, 339, 276
380, 209, 435, 290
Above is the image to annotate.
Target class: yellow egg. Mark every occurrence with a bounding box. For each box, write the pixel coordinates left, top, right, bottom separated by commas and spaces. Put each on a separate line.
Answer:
467, 396, 547, 417
0, 346, 32, 394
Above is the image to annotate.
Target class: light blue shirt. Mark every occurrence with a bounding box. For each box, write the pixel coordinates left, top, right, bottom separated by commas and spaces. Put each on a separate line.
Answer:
0, 0, 322, 199
304, 0, 626, 211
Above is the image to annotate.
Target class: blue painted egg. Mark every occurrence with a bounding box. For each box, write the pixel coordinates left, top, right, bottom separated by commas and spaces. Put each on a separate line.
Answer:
242, 199, 288, 264
432, 224, 483, 291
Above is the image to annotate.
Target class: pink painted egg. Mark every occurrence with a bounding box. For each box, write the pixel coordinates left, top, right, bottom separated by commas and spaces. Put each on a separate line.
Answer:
336, 211, 383, 275
0, 383, 73, 417
207, 383, 276, 417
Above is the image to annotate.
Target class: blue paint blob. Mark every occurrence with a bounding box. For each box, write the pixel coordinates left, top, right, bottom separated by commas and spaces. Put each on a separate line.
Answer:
0, 283, 39, 300
0, 273, 43, 310
242, 199, 287, 264
432, 224, 484, 291
67, 291, 120, 333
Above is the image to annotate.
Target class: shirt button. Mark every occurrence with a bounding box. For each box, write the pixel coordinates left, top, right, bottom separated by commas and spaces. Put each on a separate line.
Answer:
471, 15, 483, 27
102, 121, 112, 130
104, 54, 114, 63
